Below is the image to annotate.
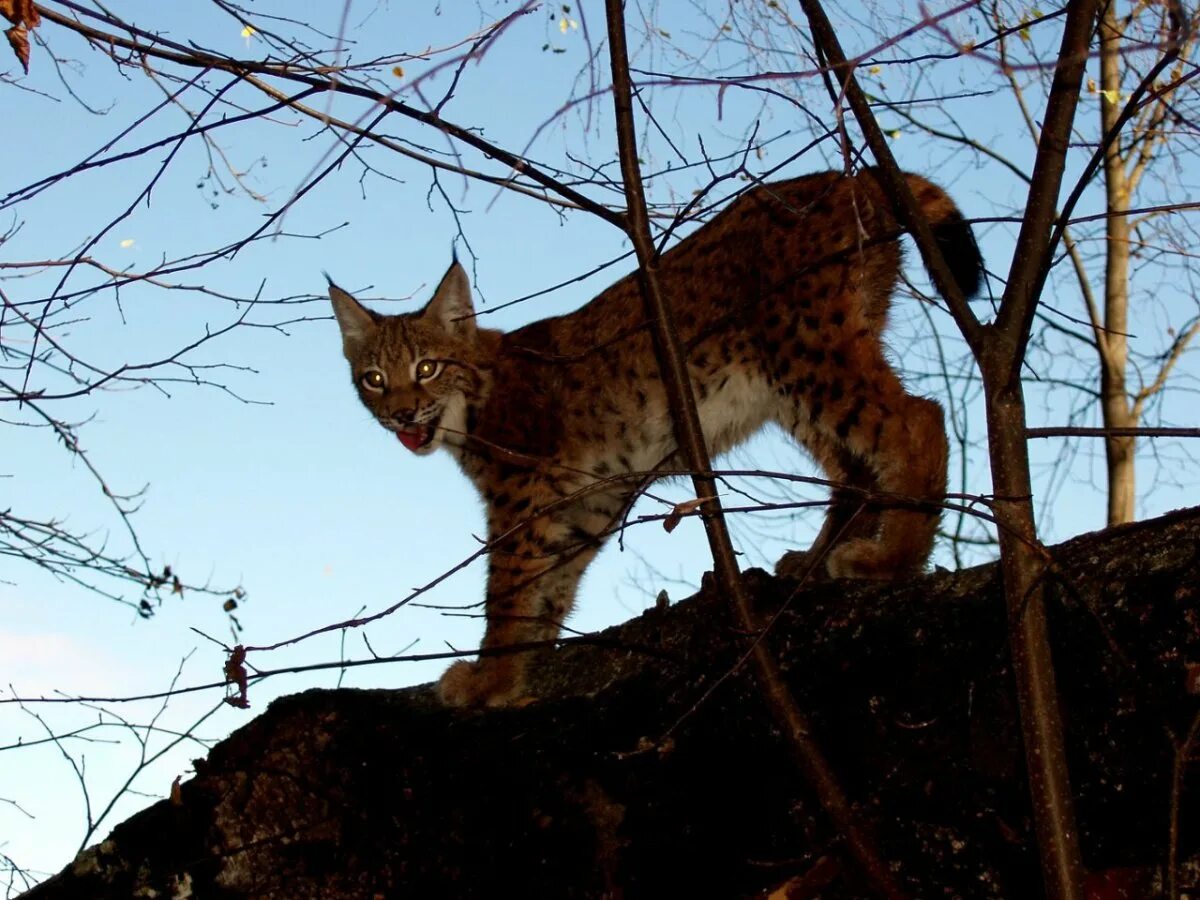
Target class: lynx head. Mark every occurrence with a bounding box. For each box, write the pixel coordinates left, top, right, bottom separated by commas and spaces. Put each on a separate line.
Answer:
328, 262, 489, 456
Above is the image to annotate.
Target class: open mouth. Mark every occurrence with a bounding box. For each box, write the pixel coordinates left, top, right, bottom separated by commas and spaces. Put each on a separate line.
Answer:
395, 421, 437, 452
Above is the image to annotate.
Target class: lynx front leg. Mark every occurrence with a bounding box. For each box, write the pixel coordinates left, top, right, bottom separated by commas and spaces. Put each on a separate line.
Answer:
438, 513, 602, 708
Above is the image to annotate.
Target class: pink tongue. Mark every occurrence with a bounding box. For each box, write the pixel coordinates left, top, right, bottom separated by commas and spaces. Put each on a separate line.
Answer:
397, 428, 427, 452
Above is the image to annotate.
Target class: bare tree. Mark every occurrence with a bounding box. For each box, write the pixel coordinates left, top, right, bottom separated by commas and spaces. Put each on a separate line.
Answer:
865, 0, 1200, 527
3, 2, 1199, 897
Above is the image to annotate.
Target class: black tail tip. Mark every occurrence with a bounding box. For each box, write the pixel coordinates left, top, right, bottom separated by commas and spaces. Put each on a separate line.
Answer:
931, 210, 983, 300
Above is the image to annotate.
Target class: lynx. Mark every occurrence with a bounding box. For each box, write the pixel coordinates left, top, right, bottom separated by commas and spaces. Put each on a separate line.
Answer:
328, 169, 982, 708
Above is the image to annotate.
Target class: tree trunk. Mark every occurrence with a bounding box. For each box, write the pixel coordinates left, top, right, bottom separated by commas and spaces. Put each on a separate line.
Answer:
978, 361, 1084, 900
23, 507, 1200, 900
1099, 2, 1138, 525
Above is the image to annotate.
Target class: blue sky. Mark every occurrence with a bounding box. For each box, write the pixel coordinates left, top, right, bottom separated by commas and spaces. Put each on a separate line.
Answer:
3, 0, 1197, 885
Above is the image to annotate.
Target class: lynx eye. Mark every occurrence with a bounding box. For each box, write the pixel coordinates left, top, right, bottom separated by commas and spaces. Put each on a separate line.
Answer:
414, 359, 441, 380
360, 369, 386, 391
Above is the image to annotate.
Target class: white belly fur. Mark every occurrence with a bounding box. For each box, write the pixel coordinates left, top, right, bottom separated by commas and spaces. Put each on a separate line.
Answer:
697, 370, 772, 457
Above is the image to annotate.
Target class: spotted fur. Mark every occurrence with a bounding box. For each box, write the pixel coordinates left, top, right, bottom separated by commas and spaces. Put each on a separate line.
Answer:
329, 169, 982, 707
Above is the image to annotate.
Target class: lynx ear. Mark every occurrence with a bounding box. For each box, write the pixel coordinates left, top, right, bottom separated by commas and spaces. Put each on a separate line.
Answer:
327, 276, 379, 360
422, 261, 476, 339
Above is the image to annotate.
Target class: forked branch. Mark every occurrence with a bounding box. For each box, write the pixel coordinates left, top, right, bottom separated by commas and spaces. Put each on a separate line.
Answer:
604, 1, 905, 896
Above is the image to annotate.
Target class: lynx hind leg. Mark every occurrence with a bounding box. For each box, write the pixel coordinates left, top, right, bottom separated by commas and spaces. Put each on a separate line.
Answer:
825, 389, 948, 579
775, 432, 881, 581
778, 337, 947, 580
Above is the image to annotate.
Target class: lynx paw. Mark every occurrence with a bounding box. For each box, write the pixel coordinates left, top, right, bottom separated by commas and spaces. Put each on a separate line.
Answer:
777, 539, 920, 581
774, 549, 833, 582
825, 538, 908, 579
436, 658, 529, 709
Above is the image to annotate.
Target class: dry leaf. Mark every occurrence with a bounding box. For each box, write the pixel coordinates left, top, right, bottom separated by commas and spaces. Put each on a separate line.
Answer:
224, 645, 250, 708
765, 855, 840, 898
5, 24, 29, 73
169, 776, 183, 806
2, 0, 39, 73
663, 495, 715, 533
1, 0, 40, 27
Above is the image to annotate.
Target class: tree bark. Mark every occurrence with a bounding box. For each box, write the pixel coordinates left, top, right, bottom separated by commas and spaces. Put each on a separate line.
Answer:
23, 507, 1200, 900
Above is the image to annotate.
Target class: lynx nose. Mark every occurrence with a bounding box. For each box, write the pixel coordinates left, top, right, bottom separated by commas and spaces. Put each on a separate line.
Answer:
391, 408, 417, 426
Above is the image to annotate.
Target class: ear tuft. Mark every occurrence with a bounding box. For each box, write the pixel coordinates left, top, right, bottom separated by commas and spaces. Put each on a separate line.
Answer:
423, 261, 476, 338
328, 279, 379, 359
